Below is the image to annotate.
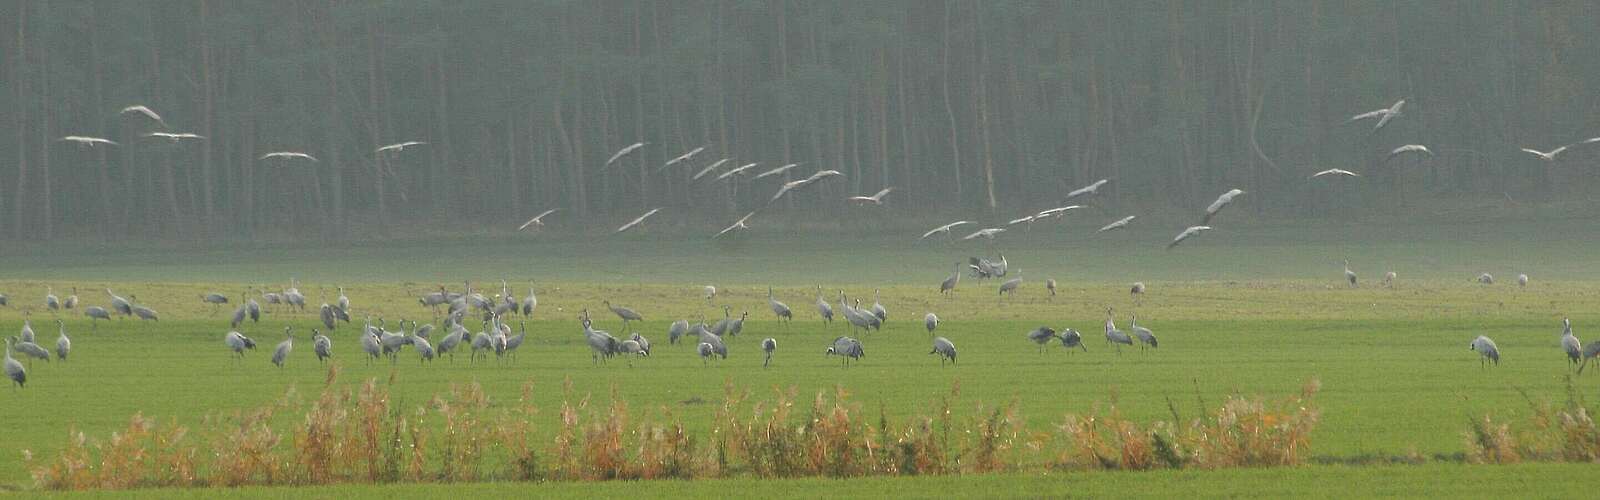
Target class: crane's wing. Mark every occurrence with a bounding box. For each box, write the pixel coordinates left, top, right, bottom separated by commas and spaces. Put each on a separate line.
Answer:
616, 208, 661, 233
517, 209, 558, 230
693, 160, 726, 180
1344, 108, 1386, 123
753, 164, 795, 179
604, 142, 646, 167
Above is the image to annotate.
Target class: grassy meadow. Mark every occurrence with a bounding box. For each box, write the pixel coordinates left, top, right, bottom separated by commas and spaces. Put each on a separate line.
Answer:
1, 219, 1598, 496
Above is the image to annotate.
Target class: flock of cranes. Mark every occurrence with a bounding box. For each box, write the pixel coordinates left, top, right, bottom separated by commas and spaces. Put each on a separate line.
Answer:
13, 96, 1600, 388
3, 248, 1574, 390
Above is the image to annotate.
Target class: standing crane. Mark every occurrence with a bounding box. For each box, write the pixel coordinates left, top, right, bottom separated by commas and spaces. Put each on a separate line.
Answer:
940, 262, 961, 297
930, 337, 957, 365
768, 287, 792, 324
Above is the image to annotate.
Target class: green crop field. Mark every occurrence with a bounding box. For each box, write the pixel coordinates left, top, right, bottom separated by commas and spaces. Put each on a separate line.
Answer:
2, 221, 1598, 497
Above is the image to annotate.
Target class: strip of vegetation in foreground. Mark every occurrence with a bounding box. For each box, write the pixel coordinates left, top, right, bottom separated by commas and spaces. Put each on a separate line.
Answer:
27, 368, 1320, 491
28, 462, 1596, 499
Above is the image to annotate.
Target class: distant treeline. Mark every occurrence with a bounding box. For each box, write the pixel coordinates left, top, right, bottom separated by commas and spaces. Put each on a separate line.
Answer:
2, 1, 1596, 241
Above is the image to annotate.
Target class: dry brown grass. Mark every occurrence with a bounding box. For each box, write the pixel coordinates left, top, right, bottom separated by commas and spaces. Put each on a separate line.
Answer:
27, 372, 1324, 491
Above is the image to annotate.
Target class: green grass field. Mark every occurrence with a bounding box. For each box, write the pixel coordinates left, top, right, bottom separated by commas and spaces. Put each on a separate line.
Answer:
1, 221, 1598, 496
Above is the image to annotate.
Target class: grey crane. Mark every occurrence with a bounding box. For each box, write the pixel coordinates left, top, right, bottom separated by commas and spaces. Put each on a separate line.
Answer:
470, 324, 494, 363
661, 146, 707, 171
504, 322, 527, 361
752, 162, 799, 180
920, 220, 973, 241
1311, 168, 1361, 179
145, 132, 206, 143
930, 337, 957, 365
582, 313, 621, 364
698, 329, 727, 360
604, 141, 647, 167
962, 228, 1006, 241
870, 289, 887, 323
925, 312, 939, 335
1562, 319, 1581, 370
375, 141, 427, 154
59, 135, 119, 147
940, 262, 962, 297
283, 289, 306, 313
998, 272, 1024, 301
1202, 189, 1244, 225
320, 303, 337, 331
413, 334, 436, 363
201, 292, 229, 313
1582, 341, 1600, 374
1344, 260, 1358, 288
120, 104, 168, 127
1166, 226, 1212, 250
697, 342, 716, 366
762, 338, 778, 368
336, 287, 351, 314
53, 320, 70, 361
438, 324, 466, 362
5, 339, 25, 388
604, 300, 644, 332
1521, 146, 1570, 162
130, 299, 158, 321
1386, 144, 1433, 162
1026, 326, 1058, 354
768, 287, 792, 324
1469, 335, 1500, 368
1046, 279, 1057, 298
1345, 99, 1404, 131
271, 327, 295, 369
45, 287, 60, 312
1383, 271, 1397, 287
711, 305, 736, 337
618, 340, 646, 365
716, 162, 759, 180
816, 286, 834, 324
419, 289, 449, 311
225, 331, 256, 359
668, 319, 690, 345
518, 209, 560, 231
1477, 273, 1495, 285
522, 286, 538, 317
11, 337, 50, 367
1131, 282, 1146, 297
728, 310, 749, 337
826, 336, 865, 367
694, 158, 730, 181
360, 328, 382, 366
1059, 329, 1087, 352
853, 299, 880, 333
1518, 274, 1529, 287
60, 288, 78, 309
615, 208, 662, 234
848, 187, 895, 205
86, 304, 112, 328
629, 331, 651, 356
20, 319, 34, 344
246, 297, 261, 323
259, 151, 318, 162
1104, 308, 1134, 354
715, 212, 756, 239
704, 285, 717, 303
1036, 205, 1081, 220
1065, 179, 1109, 200
0, 293, 7, 306
1130, 315, 1158, 351
1098, 215, 1137, 233
838, 292, 871, 335
107, 289, 132, 317
229, 301, 247, 329
313, 329, 332, 363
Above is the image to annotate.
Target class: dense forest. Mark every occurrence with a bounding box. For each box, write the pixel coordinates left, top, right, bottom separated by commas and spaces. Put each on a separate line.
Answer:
2, 1, 1597, 241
